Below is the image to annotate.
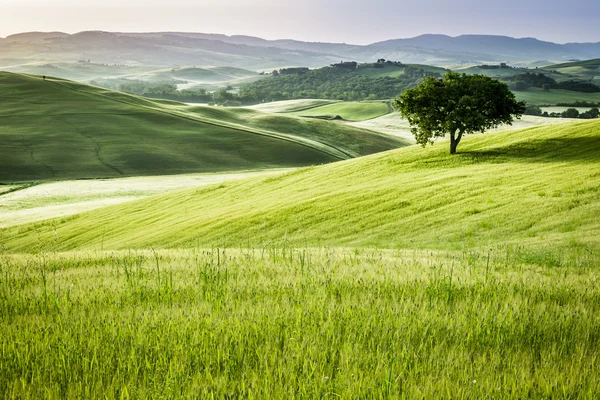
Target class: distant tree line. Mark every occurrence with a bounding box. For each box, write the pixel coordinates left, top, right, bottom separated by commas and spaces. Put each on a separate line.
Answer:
524, 105, 600, 119
503, 73, 600, 93
475, 63, 510, 69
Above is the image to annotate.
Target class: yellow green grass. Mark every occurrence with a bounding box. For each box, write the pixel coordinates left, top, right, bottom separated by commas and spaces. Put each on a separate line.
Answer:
348, 113, 579, 140
0, 72, 405, 181
4, 120, 599, 253
1, 247, 598, 398
0, 170, 287, 228
2, 119, 599, 398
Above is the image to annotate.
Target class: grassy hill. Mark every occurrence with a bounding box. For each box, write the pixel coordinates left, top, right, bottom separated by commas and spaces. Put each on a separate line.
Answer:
292, 102, 391, 121
542, 58, 600, 81
0, 72, 406, 182
513, 87, 600, 105
247, 99, 341, 113
5, 119, 598, 253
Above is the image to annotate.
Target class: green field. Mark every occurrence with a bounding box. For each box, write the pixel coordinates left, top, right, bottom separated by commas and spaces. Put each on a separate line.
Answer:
542, 59, 600, 81
352, 64, 448, 79
2, 247, 598, 398
514, 87, 600, 106
0, 72, 406, 181
5, 120, 598, 252
2, 120, 599, 397
0, 170, 287, 228
247, 99, 341, 113
355, 65, 407, 78
293, 102, 391, 121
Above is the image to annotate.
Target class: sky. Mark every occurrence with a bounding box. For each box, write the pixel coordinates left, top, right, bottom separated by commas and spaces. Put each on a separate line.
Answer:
1, 0, 599, 44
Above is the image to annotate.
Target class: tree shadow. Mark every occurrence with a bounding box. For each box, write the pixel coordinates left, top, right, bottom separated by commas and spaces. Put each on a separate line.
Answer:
459, 136, 600, 163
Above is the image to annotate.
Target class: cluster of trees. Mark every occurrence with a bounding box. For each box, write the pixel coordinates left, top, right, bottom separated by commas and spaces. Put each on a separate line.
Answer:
116, 81, 213, 103
476, 63, 510, 69
359, 60, 404, 69
504, 73, 600, 92
524, 105, 600, 119
556, 101, 600, 107
237, 62, 440, 103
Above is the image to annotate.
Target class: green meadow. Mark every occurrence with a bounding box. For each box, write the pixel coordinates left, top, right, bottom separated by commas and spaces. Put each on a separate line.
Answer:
7, 119, 598, 253
292, 102, 391, 121
0, 73, 405, 181
542, 59, 600, 81
1, 74, 600, 397
514, 87, 600, 106
2, 247, 599, 398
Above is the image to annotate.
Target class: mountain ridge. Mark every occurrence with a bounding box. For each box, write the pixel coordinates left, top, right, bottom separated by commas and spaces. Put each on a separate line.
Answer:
1, 31, 600, 69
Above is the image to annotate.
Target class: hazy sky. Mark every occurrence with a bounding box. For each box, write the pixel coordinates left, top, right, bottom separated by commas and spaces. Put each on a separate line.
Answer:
1, 0, 599, 44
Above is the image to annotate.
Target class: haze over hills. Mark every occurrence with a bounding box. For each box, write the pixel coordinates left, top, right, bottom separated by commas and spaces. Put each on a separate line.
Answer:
2, 31, 600, 69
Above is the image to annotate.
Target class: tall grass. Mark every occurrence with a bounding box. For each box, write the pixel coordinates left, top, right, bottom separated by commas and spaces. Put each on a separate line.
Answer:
1, 246, 598, 398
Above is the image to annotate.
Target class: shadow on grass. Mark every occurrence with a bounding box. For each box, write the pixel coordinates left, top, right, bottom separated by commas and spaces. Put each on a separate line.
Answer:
459, 136, 600, 163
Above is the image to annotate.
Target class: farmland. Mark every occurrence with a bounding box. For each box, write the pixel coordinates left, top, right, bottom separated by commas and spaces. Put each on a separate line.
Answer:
2, 65, 600, 398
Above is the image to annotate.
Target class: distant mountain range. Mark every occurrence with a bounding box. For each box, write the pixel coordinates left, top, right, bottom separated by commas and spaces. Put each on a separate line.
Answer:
1, 31, 599, 69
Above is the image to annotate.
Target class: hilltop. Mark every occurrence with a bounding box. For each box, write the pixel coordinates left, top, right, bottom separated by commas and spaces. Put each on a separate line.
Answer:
0, 72, 406, 181
4, 119, 598, 252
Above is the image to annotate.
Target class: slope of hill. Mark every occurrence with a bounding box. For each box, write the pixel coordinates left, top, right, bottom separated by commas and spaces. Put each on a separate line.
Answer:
291, 102, 391, 121
0, 72, 405, 182
247, 99, 340, 113
5, 120, 598, 252
541, 58, 600, 81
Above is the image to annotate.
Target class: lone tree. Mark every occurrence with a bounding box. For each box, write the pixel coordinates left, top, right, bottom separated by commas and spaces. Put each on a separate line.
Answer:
394, 72, 526, 154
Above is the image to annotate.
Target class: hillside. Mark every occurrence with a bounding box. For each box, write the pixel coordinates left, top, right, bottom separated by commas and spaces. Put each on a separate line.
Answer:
0, 72, 406, 181
542, 58, 600, 82
4, 120, 598, 252
291, 102, 391, 121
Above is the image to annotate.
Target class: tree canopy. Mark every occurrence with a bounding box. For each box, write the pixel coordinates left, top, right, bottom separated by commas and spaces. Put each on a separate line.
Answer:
394, 72, 526, 154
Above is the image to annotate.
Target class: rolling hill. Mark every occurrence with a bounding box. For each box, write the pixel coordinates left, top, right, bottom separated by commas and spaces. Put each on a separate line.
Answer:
291, 102, 391, 121
542, 58, 600, 82
2, 31, 600, 71
4, 119, 598, 252
0, 72, 406, 182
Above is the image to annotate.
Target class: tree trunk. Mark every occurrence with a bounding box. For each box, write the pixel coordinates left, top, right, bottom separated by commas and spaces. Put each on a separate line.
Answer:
449, 129, 464, 155
450, 131, 458, 154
